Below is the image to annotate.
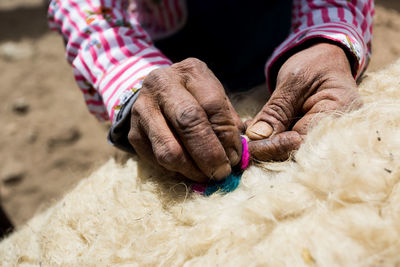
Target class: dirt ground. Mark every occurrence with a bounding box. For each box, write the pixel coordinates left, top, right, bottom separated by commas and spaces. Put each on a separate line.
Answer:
1, 0, 400, 226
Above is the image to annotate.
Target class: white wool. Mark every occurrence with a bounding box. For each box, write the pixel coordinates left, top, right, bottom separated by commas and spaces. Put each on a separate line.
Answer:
2, 60, 400, 266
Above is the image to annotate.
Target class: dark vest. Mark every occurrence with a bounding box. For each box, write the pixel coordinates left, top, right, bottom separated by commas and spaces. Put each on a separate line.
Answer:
155, 0, 293, 91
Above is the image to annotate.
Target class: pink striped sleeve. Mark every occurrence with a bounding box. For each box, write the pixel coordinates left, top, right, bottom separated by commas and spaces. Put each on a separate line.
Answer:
48, 0, 172, 122
266, 0, 374, 91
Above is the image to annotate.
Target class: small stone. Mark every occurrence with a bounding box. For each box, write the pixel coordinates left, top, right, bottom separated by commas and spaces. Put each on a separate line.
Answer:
47, 127, 81, 149
12, 98, 30, 115
0, 42, 33, 61
2, 173, 25, 186
384, 168, 392, 174
1, 163, 25, 187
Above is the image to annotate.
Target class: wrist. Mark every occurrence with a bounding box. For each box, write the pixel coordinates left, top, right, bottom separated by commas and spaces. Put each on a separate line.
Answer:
277, 42, 354, 84
267, 35, 362, 91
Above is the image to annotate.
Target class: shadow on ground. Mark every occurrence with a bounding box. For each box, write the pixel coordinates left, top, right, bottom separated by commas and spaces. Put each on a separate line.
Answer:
0, 3, 49, 42
376, 0, 400, 12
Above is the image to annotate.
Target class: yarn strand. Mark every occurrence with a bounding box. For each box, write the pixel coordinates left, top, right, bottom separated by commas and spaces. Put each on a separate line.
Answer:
192, 136, 250, 195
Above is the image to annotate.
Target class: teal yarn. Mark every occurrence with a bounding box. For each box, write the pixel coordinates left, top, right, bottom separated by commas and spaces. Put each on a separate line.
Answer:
192, 136, 249, 196
204, 171, 242, 196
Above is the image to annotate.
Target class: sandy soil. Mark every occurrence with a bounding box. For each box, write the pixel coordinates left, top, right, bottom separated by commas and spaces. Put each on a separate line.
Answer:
1, 0, 400, 226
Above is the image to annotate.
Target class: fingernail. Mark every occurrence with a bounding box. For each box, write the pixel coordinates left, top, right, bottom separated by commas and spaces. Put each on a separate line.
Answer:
227, 148, 240, 166
212, 163, 231, 181
246, 121, 273, 140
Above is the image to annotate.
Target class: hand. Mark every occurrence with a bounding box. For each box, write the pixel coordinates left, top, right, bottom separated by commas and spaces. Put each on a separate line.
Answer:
128, 58, 244, 182
246, 43, 362, 161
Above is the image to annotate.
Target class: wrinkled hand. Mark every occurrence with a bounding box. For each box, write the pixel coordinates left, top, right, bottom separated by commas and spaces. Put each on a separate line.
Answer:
246, 43, 362, 161
128, 58, 244, 182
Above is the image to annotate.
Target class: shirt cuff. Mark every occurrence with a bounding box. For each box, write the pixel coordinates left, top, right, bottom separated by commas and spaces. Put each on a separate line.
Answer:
104, 56, 171, 153
107, 84, 141, 154
265, 22, 370, 91
96, 48, 172, 123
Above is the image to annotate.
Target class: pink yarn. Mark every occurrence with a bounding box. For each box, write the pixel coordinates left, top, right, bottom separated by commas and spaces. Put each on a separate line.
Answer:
240, 137, 250, 170
192, 136, 250, 195
192, 183, 207, 193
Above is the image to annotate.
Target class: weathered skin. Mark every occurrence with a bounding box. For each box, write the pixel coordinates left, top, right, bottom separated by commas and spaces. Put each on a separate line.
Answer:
129, 43, 361, 181
129, 58, 243, 182
246, 43, 361, 160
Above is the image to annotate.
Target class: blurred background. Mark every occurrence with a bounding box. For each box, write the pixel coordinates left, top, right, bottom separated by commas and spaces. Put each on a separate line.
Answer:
0, 0, 399, 227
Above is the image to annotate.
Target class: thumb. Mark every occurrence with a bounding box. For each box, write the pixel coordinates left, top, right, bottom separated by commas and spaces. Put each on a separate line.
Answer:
246, 121, 273, 140
246, 86, 300, 140
245, 87, 304, 161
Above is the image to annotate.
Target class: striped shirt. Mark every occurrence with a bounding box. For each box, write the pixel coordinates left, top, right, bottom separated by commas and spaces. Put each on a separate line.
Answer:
48, 0, 374, 123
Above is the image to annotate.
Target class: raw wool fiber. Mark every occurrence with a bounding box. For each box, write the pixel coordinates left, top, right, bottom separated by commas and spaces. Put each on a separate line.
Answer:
2, 62, 400, 266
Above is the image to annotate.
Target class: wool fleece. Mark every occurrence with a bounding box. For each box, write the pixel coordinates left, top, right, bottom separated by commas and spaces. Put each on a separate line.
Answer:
2, 60, 400, 266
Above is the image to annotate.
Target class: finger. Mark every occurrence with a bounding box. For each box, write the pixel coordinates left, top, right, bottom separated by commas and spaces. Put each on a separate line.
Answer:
248, 131, 303, 161
302, 87, 361, 114
128, 113, 158, 166
246, 120, 273, 140
293, 101, 340, 135
144, 112, 208, 182
141, 66, 232, 180
172, 58, 242, 167
129, 115, 188, 178
156, 87, 231, 181
131, 95, 207, 182
293, 88, 360, 135
245, 92, 298, 140
128, 125, 181, 178
246, 69, 309, 140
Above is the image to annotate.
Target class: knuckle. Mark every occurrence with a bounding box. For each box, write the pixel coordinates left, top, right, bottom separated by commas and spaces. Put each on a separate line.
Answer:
131, 97, 150, 118
278, 64, 305, 85
127, 130, 141, 146
154, 142, 183, 167
202, 98, 234, 126
270, 99, 292, 119
275, 133, 302, 160
202, 97, 228, 115
214, 126, 235, 141
142, 68, 169, 91
175, 104, 206, 131
173, 58, 207, 75
262, 101, 293, 128
130, 98, 143, 116
288, 65, 311, 80
146, 67, 165, 79
181, 57, 206, 68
